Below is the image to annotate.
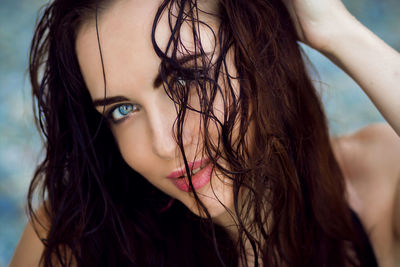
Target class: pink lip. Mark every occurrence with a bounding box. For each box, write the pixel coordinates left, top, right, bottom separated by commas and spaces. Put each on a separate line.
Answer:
167, 159, 213, 192
167, 159, 208, 179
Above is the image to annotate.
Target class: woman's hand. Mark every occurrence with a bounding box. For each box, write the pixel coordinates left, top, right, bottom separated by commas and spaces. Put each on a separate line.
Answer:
282, 0, 354, 52
282, 0, 400, 136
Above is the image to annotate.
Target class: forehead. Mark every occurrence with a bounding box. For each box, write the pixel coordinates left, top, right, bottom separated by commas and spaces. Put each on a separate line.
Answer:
75, 0, 219, 100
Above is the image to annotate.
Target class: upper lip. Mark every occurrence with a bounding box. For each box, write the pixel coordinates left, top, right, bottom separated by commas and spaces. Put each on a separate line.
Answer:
167, 158, 209, 179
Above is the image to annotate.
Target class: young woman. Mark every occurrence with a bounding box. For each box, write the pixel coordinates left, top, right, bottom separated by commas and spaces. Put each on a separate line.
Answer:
10, 0, 400, 266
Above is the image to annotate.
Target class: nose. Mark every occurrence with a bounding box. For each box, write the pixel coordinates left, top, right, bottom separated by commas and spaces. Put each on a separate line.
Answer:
148, 102, 194, 160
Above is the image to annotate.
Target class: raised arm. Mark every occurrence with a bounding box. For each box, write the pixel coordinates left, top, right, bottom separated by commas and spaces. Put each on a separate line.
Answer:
283, 0, 400, 136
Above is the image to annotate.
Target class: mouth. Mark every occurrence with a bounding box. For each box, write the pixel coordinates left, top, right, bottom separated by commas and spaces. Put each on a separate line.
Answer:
167, 159, 210, 179
167, 159, 213, 192
178, 161, 208, 178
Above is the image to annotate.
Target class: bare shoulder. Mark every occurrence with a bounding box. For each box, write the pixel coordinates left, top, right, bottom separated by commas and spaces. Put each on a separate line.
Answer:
332, 122, 400, 186
9, 205, 50, 267
331, 122, 400, 266
349, 122, 400, 169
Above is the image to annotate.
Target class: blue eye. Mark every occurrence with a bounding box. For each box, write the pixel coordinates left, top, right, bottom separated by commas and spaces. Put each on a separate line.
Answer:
177, 77, 186, 86
109, 103, 138, 123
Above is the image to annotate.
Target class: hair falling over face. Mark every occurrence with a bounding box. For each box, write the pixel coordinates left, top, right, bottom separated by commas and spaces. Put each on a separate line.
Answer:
29, 0, 371, 266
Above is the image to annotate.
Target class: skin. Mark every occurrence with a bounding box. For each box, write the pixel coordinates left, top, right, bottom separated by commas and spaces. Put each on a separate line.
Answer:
10, 0, 400, 266
331, 124, 400, 267
284, 0, 400, 265
283, 0, 400, 135
76, 0, 240, 227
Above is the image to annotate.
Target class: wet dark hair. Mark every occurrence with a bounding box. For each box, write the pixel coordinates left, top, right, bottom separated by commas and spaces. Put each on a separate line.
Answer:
29, 0, 370, 266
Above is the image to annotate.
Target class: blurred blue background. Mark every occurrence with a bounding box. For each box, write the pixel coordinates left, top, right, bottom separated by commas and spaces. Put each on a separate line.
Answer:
0, 0, 399, 266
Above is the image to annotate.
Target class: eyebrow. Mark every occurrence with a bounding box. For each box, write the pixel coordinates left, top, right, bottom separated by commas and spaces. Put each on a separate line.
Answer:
93, 96, 129, 108
92, 53, 210, 108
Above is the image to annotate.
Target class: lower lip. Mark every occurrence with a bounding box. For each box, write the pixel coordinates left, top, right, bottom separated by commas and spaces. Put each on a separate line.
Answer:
169, 163, 213, 192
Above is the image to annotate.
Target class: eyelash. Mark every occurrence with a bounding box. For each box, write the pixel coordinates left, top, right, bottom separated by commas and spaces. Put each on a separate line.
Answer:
105, 72, 206, 124
172, 73, 207, 92
106, 103, 140, 124
172, 68, 207, 85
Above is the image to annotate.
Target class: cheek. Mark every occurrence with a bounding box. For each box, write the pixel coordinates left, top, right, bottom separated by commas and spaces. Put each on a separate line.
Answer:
112, 124, 154, 179
113, 126, 177, 197
214, 58, 242, 135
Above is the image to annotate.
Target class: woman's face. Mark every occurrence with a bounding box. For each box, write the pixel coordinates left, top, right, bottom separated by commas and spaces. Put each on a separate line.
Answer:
76, 0, 240, 224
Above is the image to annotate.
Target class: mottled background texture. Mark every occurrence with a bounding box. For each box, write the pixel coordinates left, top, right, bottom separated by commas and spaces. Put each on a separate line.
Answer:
0, 0, 399, 266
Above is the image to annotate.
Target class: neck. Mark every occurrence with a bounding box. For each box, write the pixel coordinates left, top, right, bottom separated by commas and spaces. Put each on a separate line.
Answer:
212, 198, 264, 267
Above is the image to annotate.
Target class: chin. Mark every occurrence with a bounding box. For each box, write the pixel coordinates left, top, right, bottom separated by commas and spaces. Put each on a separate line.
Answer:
178, 180, 235, 224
